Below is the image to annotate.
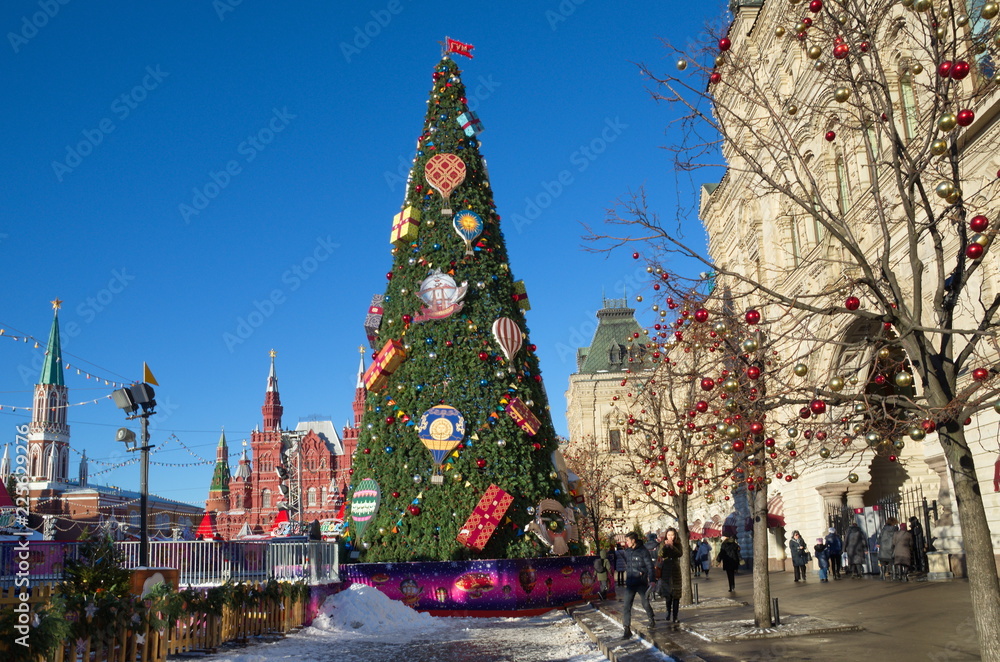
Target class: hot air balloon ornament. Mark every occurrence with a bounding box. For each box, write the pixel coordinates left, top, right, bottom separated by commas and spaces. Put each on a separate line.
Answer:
417, 405, 466, 483
349, 478, 381, 549
491, 317, 523, 372
413, 269, 468, 323
453, 209, 484, 257
424, 153, 466, 216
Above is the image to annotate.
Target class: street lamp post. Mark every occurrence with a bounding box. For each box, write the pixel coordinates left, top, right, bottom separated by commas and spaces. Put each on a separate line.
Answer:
112, 383, 157, 567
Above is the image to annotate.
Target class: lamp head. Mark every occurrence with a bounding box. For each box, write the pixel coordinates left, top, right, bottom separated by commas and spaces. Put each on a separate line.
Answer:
116, 427, 137, 449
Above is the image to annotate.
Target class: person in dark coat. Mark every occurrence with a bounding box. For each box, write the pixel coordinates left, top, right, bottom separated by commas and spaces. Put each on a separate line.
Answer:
594, 549, 613, 598
657, 527, 684, 623
908, 516, 927, 574
789, 530, 810, 582
615, 544, 627, 585
716, 535, 742, 592
620, 531, 656, 639
892, 523, 915, 581
877, 517, 899, 580
845, 523, 867, 578
824, 527, 844, 579
814, 538, 830, 582
695, 539, 712, 578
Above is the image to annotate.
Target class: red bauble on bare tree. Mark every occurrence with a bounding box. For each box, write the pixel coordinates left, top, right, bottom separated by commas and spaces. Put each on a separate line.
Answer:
957, 109, 975, 127
971, 215, 989, 232
951, 60, 971, 80
745, 309, 761, 324
973, 368, 990, 381
845, 296, 861, 310
825, 131, 836, 141
967, 243, 985, 260
719, 37, 731, 51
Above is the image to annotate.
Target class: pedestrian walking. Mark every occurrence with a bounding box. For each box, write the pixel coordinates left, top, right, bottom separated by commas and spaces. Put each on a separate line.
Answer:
619, 531, 655, 639
690, 541, 701, 577
696, 539, 712, 579
789, 530, 810, 582
877, 517, 899, 580
594, 549, 613, 599
892, 522, 915, 582
814, 538, 830, 582
657, 527, 684, 624
716, 535, 741, 592
825, 527, 844, 579
844, 522, 867, 577
615, 544, 626, 585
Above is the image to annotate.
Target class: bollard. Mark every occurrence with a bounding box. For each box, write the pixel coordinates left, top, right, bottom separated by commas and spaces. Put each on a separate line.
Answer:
693, 583, 699, 604
772, 597, 780, 626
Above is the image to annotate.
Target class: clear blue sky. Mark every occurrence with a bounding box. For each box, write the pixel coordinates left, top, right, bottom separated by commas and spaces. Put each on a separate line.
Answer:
0, 1, 723, 507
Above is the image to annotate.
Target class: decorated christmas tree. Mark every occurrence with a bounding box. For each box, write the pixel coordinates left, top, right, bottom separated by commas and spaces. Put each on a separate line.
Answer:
349, 49, 569, 562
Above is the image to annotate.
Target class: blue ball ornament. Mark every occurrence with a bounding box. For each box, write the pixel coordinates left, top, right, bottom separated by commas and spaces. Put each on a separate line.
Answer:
433, 243, 441, 250
385, 446, 394, 453
425, 338, 434, 345
416, 384, 424, 391
479, 379, 489, 386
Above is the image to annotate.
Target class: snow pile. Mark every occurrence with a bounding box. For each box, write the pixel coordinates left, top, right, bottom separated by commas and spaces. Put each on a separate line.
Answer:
308, 583, 451, 640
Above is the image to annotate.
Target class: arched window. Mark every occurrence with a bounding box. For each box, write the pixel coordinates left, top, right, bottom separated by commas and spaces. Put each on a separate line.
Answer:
321, 486, 328, 505
262, 488, 272, 509
836, 157, 851, 214
899, 74, 918, 140
308, 487, 317, 507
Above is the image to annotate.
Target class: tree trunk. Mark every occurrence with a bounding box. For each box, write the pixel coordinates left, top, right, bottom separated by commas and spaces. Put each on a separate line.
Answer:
751, 476, 772, 628
940, 420, 1000, 660
675, 495, 693, 605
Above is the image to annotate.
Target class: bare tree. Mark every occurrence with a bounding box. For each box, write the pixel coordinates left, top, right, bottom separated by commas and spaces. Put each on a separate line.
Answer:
563, 434, 630, 551
588, 0, 1000, 654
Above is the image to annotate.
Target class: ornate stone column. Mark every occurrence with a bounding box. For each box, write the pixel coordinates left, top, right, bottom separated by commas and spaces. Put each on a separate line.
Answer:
845, 481, 870, 510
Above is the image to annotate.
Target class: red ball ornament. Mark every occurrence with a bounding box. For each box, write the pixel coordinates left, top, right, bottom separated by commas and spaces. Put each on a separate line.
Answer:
696, 400, 709, 413
694, 308, 710, 323
809, 0, 822, 10
874, 374, 887, 385
971, 215, 989, 232
402, 314, 413, 324
478, 351, 489, 361
408, 505, 422, 516
765, 437, 776, 447
532, 442, 542, 450
957, 109, 975, 127
859, 41, 870, 52
392, 491, 400, 498
363, 448, 371, 454
745, 309, 761, 325
386, 271, 393, 280
785, 474, 794, 482
799, 407, 812, 419
533, 374, 542, 382
921, 419, 936, 432
709, 72, 722, 84
951, 60, 971, 80
385, 416, 395, 424
731, 440, 746, 452
476, 458, 487, 468
632, 252, 640, 259
825, 131, 836, 142
938, 61, 953, 77
810, 398, 827, 415
719, 37, 731, 51
749, 421, 765, 435
833, 43, 850, 59
747, 366, 762, 380
803, 17, 813, 27
967, 243, 985, 260
973, 367, 990, 381
700, 378, 716, 391
845, 296, 861, 310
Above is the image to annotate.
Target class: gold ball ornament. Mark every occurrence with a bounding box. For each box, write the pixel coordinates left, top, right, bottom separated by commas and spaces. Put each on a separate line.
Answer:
935, 26, 947, 40
838, 13, 849, 24
819, 447, 832, 459
722, 378, 740, 392
931, 139, 948, 156
975, 41, 988, 54
946, 188, 962, 204
908, 427, 926, 441
813, 61, 826, 71
788, 104, 798, 116
935, 181, 955, 198
877, 347, 891, 360
914, 0, 931, 11
865, 431, 881, 446
677, 59, 688, 70
775, 26, 786, 37
984, 2, 1000, 19
893, 438, 906, 451
973, 233, 991, 247
994, 400, 1000, 414
742, 338, 758, 353
848, 472, 860, 483
715, 55, 726, 67
956, 14, 969, 26
911, 62, 923, 75
895, 372, 914, 387
787, 428, 798, 439
834, 87, 851, 103
808, 45, 822, 60
795, 21, 807, 32
940, 6, 952, 17
829, 376, 845, 392
794, 363, 809, 377
636, 295, 643, 302
938, 113, 957, 131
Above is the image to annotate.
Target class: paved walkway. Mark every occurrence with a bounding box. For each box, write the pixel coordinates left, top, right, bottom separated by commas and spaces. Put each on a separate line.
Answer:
570, 571, 980, 662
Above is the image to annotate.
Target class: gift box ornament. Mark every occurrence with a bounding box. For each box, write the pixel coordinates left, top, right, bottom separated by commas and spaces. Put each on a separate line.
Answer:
457, 111, 484, 137
504, 396, 540, 436
457, 484, 513, 551
390, 206, 421, 246
362, 339, 407, 391
364, 294, 385, 349
512, 280, 531, 311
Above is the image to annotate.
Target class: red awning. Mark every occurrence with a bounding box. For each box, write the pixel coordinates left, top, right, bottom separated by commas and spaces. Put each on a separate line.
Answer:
703, 525, 722, 538
688, 530, 703, 540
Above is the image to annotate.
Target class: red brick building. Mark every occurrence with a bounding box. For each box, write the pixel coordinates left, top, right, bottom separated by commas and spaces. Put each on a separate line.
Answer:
209, 352, 361, 539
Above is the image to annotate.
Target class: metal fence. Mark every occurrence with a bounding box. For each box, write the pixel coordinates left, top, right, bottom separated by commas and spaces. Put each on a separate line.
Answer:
0, 539, 339, 588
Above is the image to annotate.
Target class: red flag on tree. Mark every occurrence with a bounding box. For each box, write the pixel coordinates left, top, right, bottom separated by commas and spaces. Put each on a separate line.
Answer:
445, 37, 474, 58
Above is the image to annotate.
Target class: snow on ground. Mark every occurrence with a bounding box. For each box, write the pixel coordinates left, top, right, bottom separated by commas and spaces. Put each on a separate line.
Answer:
198, 583, 607, 662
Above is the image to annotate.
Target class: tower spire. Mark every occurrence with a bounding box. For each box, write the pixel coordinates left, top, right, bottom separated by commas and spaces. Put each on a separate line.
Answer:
262, 350, 283, 432
29, 300, 70, 482
40, 299, 65, 386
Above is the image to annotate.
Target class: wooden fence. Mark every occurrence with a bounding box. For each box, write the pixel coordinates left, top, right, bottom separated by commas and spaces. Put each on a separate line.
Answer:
0, 582, 307, 662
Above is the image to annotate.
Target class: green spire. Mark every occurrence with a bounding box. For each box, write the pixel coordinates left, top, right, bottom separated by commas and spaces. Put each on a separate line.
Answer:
39, 300, 65, 387
209, 429, 231, 494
